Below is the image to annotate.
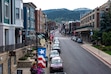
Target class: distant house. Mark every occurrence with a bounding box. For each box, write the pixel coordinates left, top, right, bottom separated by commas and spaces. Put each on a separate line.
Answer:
23, 2, 36, 42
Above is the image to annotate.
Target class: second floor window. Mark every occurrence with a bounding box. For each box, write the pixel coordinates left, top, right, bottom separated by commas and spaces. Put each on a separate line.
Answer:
5, 2, 9, 18
21, 9, 23, 19
16, 8, 19, 19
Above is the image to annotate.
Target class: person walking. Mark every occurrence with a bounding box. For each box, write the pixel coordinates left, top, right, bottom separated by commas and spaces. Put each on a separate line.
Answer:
37, 66, 44, 74
30, 63, 37, 74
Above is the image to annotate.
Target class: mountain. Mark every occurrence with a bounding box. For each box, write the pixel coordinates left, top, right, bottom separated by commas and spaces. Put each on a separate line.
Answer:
43, 8, 92, 22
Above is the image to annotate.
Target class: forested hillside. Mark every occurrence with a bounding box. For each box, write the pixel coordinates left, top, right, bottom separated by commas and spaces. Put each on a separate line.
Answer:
43, 8, 91, 22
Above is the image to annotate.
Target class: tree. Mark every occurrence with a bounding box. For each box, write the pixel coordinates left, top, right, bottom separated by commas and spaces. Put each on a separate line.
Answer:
92, 30, 99, 40
102, 32, 111, 46
100, 10, 111, 32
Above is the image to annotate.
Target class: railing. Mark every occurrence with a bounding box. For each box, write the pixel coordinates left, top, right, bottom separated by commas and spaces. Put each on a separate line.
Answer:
0, 41, 36, 53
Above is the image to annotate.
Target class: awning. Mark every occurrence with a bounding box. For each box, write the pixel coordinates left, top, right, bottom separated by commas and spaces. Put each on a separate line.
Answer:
75, 28, 91, 32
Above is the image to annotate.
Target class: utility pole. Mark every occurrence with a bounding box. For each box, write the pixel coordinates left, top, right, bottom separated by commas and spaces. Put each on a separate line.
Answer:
36, 32, 38, 66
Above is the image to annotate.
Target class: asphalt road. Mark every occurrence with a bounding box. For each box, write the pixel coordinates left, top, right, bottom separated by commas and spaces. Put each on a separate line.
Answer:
54, 30, 111, 74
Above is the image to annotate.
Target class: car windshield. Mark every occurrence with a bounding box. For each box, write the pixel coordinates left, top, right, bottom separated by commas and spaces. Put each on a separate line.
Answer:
51, 51, 58, 54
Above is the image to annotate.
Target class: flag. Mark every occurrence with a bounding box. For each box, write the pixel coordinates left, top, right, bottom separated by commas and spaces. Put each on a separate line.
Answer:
38, 48, 46, 68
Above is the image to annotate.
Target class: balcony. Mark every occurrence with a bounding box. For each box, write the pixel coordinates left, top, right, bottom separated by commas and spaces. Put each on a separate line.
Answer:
0, 41, 36, 53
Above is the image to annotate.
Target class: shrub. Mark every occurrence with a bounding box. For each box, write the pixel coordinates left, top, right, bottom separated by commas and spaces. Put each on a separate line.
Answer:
19, 56, 28, 60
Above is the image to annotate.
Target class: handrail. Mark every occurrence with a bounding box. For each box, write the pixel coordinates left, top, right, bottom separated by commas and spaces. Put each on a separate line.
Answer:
0, 41, 36, 53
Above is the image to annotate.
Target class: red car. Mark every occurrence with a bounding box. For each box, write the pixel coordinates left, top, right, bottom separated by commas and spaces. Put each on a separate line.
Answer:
50, 56, 63, 73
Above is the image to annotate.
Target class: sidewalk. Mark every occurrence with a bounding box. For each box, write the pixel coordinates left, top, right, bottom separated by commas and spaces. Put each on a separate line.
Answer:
81, 43, 111, 68
44, 43, 50, 74
15, 42, 50, 74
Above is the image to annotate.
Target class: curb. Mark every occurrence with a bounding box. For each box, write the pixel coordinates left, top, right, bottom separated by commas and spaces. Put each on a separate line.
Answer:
82, 45, 111, 68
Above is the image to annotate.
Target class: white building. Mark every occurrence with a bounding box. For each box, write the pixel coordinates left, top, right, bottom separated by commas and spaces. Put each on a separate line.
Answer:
0, 0, 23, 46
15, 0, 23, 44
0, 0, 15, 46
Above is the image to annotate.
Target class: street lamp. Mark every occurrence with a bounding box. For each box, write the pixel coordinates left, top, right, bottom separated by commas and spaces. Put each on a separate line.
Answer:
35, 32, 38, 65
44, 14, 47, 32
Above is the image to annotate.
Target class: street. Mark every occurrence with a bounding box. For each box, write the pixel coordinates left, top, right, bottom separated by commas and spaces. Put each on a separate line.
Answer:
54, 30, 111, 74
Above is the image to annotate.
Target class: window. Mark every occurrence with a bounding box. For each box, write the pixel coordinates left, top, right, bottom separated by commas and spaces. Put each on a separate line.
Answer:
27, 20, 30, 28
5, 2, 9, 18
93, 14, 95, 19
16, 8, 19, 19
21, 9, 23, 19
14, 56, 16, 65
8, 58, 11, 74
27, 8, 29, 18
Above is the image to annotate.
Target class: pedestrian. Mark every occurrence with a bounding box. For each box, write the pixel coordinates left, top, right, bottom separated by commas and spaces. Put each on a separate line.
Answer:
37, 66, 44, 74
30, 62, 37, 74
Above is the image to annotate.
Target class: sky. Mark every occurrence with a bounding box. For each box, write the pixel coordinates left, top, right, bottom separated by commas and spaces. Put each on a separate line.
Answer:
23, 0, 108, 10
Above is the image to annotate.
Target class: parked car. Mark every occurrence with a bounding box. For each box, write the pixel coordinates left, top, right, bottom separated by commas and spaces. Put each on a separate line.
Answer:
52, 43, 60, 48
52, 46, 61, 54
54, 40, 60, 44
50, 56, 63, 73
53, 37, 59, 41
49, 50, 60, 60
77, 37, 83, 43
71, 36, 78, 42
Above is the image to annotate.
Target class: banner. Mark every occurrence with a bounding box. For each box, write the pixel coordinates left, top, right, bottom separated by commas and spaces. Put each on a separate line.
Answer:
37, 48, 46, 68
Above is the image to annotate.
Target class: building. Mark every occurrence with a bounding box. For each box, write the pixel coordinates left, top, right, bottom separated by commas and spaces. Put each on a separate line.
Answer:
35, 9, 46, 33
61, 21, 80, 35
69, 21, 80, 35
15, 0, 24, 44
0, 0, 16, 46
0, 0, 26, 74
23, 2, 36, 43
76, 0, 110, 42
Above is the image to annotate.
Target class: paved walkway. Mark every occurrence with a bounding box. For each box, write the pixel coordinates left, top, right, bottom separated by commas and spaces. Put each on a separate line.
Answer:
81, 43, 111, 68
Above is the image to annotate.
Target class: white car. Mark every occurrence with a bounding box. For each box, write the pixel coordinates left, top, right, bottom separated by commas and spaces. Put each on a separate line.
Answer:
52, 46, 61, 54
71, 36, 77, 41
49, 50, 59, 60
54, 40, 60, 44
52, 43, 60, 48
50, 56, 63, 73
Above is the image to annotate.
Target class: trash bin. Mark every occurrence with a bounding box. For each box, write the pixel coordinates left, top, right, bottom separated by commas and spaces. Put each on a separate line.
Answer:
45, 56, 48, 67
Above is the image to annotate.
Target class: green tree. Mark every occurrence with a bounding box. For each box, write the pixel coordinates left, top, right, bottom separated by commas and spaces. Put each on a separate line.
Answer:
92, 30, 99, 40
100, 10, 111, 32
102, 32, 111, 46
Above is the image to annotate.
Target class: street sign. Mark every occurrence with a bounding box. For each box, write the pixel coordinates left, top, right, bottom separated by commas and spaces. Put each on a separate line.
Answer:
38, 47, 46, 68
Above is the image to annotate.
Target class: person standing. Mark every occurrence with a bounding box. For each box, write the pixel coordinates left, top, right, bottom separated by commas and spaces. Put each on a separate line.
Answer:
30, 63, 37, 74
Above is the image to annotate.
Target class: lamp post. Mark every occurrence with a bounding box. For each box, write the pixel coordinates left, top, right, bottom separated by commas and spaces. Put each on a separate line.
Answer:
36, 32, 38, 65
45, 14, 47, 32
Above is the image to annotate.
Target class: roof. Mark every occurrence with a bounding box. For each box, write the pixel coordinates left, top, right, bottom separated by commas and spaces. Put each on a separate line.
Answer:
23, 2, 37, 8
